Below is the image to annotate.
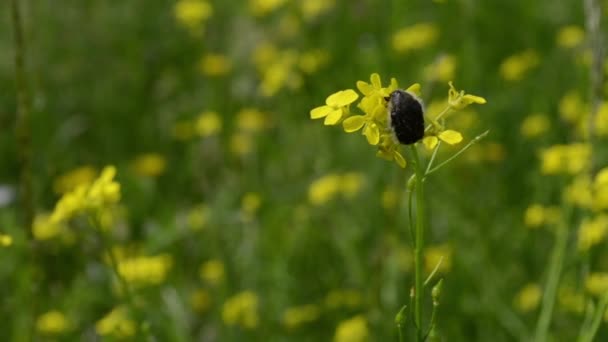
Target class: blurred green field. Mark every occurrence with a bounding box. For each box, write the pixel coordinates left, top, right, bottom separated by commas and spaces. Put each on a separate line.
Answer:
1, 0, 608, 341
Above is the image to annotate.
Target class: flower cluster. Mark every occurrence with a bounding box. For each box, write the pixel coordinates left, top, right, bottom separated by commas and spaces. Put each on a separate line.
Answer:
310, 73, 486, 168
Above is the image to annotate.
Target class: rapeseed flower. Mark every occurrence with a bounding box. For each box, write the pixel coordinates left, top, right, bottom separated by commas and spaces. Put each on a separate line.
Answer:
222, 291, 259, 329
117, 253, 173, 287
200, 259, 225, 286
585, 273, 608, 296
556, 25, 585, 48
325, 289, 363, 309
282, 304, 320, 329
174, 0, 212, 33
310, 89, 359, 125
499, 50, 540, 81
334, 315, 369, 342
36, 310, 69, 335
53, 165, 96, 194
0, 233, 12, 246
392, 23, 439, 54
131, 153, 166, 178
249, 0, 286, 16
195, 111, 222, 137
95, 306, 136, 338
424, 244, 452, 274
520, 113, 550, 138
539, 143, 592, 175
199, 54, 232, 77
424, 54, 456, 82
578, 215, 608, 251
513, 283, 542, 313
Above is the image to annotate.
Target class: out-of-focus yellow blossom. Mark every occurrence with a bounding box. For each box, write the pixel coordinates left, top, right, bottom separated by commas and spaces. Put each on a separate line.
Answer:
558, 286, 585, 314
499, 50, 540, 81
310, 89, 359, 126
242, 192, 262, 217
53, 165, 96, 194
595, 167, 608, 210
259, 50, 302, 97
199, 54, 232, 77
51, 166, 120, 224
249, 0, 286, 16
195, 111, 222, 137
513, 283, 541, 313
341, 173, 364, 198
33, 213, 65, 240
524, 204, 561, 228
559, 91, 586, 124
521, 113, 551, 138
253, 42, 279, 69
540, 143, 592, 175
222, 291, 259, 329
236, 108, 270, 133
95, 306, 136, 338
191, 288, 212, 312
200, 259, 224, 286
563, 175, 593, 209
586, 273, 608, 296
277, 14, 300, 39
334, 315, 369, 342
325, 289, 363, 309
578, 215, 608, 251
282, 304, 320, 329
381, 189, 399, 210
174, 0, 212, 32
595, 102, 608, 136
298, 49, 329, 74
117, 254, 173, 287
308, 174, 342, 206
300, 0, 334, 20
425, 244, 452, 274
36, 310, 69, 335
172, 120, 195, 141
187, 204, 209, 231
424, 55, 456, 82
0, 233, 12, 246
392, 23, 439, 54
230, 133, 254, 157
556, 25, 585, 48
131, 153, 166, 178
447, 81, 487, 110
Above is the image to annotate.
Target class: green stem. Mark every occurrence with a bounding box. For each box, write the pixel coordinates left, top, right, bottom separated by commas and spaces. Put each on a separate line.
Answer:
410, 145, 426, 341
578, 292, 608, 342
425, 130, 490, 176
533, 218, 569, 342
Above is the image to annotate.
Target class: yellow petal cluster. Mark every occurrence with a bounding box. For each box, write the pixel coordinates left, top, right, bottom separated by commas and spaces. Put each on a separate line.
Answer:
222, 291, 259, 329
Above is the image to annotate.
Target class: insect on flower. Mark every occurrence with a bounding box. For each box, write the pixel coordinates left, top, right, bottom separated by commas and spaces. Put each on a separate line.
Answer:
386, 90, 425, 145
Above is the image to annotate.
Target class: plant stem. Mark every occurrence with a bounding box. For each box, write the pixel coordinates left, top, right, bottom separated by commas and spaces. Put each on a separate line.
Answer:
410, 145, 426, 341
11, 0, 34, 236
533, 218, 569, 342
578, 292, 608, 342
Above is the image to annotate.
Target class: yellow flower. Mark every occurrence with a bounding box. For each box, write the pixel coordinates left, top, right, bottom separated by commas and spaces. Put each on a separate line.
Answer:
424, 54, 456, 82
308, 174, 342, 205
392, 23, 439, 53
341, 173, 364, 198
131, 153, 166, 178
300, 0, 335, 20
499, 50, 540, 81
563, 175, 593, 208
424, 244, 452, 274
524, 204, 561, 228
222, 291, 259, 329
282, 304, 320, 329
334, 315, 369, 342
422, 130, 463, 150
117, 254, 173, 287
242, 192, 262, 217
325, 289, 363, 309
310, 89, 359, 125
236, 108, 270, 133
578, 215, 608, 251
559, 91, 586, 124
33, 213, 65, 240
230, 133, 254, 157
540, 143, 592, 175
448, 81, 486, 110
53, 165, 96, 194
187, 203, 209, 231
0, 233, 12, 247
87, 166, 121, 209
199, 54, 232, 76
249, 0, 287, 16
200, 259, 225, 286
376, 134, 407, 168
36, 310, 69, 335
195, 111, 222, 137
585, 273, 608, 296
96, 306, 136, 338
299, 49, 330, 74
513, 283, 542, 313
595, 102, 608, 136
520, 113, 550, 138
174, 0, 212, 30
258, 49, 301, 97
558, 286, 585, 314
556, 25, 585, 48
381, 189, 399, 210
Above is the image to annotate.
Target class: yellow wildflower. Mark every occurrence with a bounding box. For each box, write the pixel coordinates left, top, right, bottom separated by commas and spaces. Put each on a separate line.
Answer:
33, 213, 65, 240
131, 153, 166, 178
334, 315, 369, 342
310, 89, 359, 125
174, 0, 212, 31
558, 286, 585, 314
540, 143, 592, 175
117, 254, 173, 287
392, 23, 439, 53
242, 192, 262, 217
341, 172, 364, 198
448, 81, 486, 110
200, 259, 225, 286
595, 102, 608, 136
249, 0, 286, 16
585, 273, 608, 296
0, 233, 12, 246
424, 244, 452, 274
499, 50, 540, 81
381, 189, 399, 210
578, 215, 608, 251
53, 165, 96, 194
187, 203, 209, 231
520, 113, 550, 138
282, 304, 320, 329
195, 111, 222, 137
556, 25, 585, 48
563, 175, 593, 209
325, 289, 363, 309
222, 291, 259, 329
524, 204, 561, 228
95, 306, 136, 338
258, 49, 301, 97
513, 283, 542, 313
422, 130, 463, 150
298, 49, 330, 74
36, 310, 69, 335
236, 108, 270, 133
559, 91, 586, 124
424, 54, 456, 82
300, 0, 335, 20
199, 54, 232, 77
308, 174, 341, 206
230, 133, 254, 157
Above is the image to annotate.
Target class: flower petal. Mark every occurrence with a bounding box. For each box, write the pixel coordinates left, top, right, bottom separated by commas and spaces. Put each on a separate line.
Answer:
389, 78, 399, 92
342, 116, 366, 132
406, 83, 422, 97
326, 89, 359, 107
394, 151, 407, 168
463, 94, 487, 105
324, 108, 343, 125
438, 130, 463, 145
356, 81, 373, 96
310, 105, 333, 119
370, 73, 381, 89
363, 123, 380, 145
422, 136, 438, 150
